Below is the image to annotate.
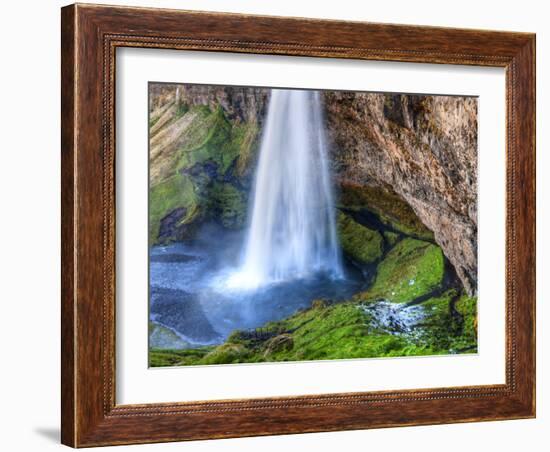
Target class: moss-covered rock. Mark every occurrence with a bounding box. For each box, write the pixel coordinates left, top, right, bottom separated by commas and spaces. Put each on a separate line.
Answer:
149, 285, 477, 367
416, 290, 460, 349
337, 211, 383, 265
200, 343, 252, 365
149, 322, 190, 349
149, 347, 213, 367
176, 107, 233, 174
150, 107, 213, 185
384, 231, 401, 247
338, 182, 434, 240
359, 238, 444, 303
149, 173, 198, 243
174, 106, 258, 178
154, 301, 442, 366
310, 299, 329, 309
263, 334, 294, 356
415, 290, 478, 352
454, 293, 478, 348
149, 99, 261, 244
209, 183, 247, 229
234, 122, 260, 177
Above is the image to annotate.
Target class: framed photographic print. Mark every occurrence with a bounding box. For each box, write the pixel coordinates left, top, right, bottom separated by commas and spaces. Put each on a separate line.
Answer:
61, 3, 536, 447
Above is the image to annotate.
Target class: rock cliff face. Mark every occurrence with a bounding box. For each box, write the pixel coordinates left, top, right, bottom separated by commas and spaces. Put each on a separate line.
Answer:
323, 92, 478, 294
148, 84, 477, 295
150, 83, 269, 124
148, 84, 269, 242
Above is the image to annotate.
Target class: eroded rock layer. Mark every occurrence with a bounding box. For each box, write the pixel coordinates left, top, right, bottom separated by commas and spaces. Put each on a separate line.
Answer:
148, 84, 268, 243
323, 92, 477, 294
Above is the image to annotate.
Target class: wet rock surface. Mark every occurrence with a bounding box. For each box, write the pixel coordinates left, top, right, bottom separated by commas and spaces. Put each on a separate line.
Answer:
150, 83, 269, 125
323, 92, 477, 294
149, 85, 267, 244
361, 301, 426, 337
150, 287, 221, 345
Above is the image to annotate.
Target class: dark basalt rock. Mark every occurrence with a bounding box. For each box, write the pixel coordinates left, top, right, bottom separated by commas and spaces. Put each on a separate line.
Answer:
150, 287, 221, 344
181, 160, 219, 180
157, 207, 190, 244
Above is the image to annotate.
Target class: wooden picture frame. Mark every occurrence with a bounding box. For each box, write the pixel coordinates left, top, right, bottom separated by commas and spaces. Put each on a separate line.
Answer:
61, 3, 536, 447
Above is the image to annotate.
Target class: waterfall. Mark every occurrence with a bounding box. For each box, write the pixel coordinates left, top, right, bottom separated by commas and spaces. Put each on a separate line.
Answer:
226, 89, 343, 290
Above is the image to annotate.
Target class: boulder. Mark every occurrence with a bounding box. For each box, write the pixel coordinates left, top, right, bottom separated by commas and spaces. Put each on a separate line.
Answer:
263, 334, 294, 356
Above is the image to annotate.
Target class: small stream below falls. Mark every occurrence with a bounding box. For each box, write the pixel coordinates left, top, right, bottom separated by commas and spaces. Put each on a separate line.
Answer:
149, 226, 365, 349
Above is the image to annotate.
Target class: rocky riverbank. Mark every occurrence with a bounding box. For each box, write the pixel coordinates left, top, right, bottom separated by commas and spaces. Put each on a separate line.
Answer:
149, 233, 476, 366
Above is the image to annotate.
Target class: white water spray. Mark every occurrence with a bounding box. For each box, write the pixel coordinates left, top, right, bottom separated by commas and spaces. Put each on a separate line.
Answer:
226, 89, 343, 290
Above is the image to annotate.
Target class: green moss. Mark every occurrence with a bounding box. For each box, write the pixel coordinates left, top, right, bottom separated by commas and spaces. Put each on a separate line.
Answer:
169, 301, 444, 366
149, 103, 261, 238
174, 107, 224, 170
175, 107, 254, 176
149, 322, 190, 349
416, 290, 477, 353
384, 231, 401, 247
263, 334, 294, 356
361, 238, 444, 303
270, 303, 427, 360
209, 183, 247, 229
174, 102, 189, 120
417, 290, 458, 350
200, 343, 252, 365
149, 115, 160, 129
454, 294, 478, 348
149, 173, 197, 243
220, 111, 257, 174
151, 285, 478, 366
338, 182, 433, 240
337, 211, 383, 264
149, 347, 213, 367
234, 122, 260, 177
220, 121, 250, 174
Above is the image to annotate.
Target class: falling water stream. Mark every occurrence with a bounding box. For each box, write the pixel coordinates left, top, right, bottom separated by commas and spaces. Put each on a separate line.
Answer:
150, 89, 364, 349
226, 89, 343, 290
149, 88, 450, 353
